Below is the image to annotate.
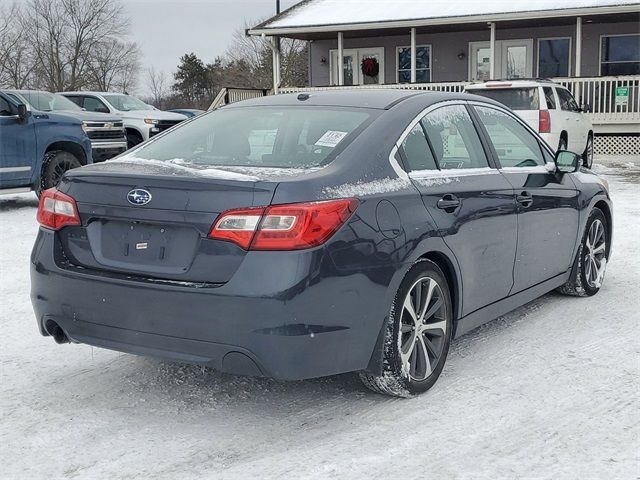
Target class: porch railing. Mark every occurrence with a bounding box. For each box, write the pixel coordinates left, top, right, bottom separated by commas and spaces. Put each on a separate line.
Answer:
279, 75, 640, 127
209, 87, 268, 110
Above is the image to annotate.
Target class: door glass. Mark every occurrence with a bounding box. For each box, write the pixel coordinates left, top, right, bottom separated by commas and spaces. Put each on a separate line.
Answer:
0, 97, 11, 116
557, 88, 580, 112
474, 47, 491, 81
505, 46, 528, 79
343, 54, 355, 86
475, 106, 545, 167
83, 97, 110, 113
401, 124, 438, 171
421, 105, 489, 170
543, 87, 557, 109
360, 53, 380, 85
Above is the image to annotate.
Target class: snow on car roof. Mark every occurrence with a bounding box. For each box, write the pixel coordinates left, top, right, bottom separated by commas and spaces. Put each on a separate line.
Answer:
251, 0, 639, 33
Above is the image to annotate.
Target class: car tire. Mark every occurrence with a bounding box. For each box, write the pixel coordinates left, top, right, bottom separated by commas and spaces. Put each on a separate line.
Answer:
582, 135, 594, 169
38, 150, 82, 195
557, 208, 609, 297
558, 135, 568, 151
127, 132, 143, 149
359, 259, 453, 397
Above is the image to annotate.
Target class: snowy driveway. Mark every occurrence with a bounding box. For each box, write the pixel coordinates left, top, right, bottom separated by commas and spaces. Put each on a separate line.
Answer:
1, 162, 638, 479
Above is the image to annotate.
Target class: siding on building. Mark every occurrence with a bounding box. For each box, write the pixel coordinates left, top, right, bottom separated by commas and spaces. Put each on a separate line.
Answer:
309, 21, 639, 86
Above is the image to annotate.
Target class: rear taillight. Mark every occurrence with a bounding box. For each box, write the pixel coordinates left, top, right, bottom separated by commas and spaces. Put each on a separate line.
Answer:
36, 188, 81, 230
209, 199, 358, 251
539, 110, 551, 133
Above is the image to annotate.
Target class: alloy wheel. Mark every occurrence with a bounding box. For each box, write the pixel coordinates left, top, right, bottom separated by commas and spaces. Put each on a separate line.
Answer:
584, 219, 607, 288
399, 276, 448, 381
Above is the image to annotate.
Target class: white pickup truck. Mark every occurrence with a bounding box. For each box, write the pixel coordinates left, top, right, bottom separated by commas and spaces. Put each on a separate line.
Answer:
60, 92, 187, 149
465, 80, 594, 168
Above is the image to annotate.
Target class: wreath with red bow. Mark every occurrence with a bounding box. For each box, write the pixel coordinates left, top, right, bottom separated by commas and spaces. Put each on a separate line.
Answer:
361, 57, 380, 78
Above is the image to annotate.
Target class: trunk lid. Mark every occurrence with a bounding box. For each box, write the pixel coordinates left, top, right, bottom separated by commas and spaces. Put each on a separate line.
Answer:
56, 160, 277, 284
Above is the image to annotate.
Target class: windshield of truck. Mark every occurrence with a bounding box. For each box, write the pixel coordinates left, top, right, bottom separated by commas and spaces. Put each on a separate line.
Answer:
102, 94, 151, 111
468, 87, 540, 110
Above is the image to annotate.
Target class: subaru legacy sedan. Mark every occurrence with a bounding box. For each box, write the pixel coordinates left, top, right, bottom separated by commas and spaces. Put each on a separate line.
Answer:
31, 90, 612, 397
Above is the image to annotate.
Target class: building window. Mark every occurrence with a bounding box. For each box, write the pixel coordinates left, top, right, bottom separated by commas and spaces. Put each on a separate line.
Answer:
601, 34, 640, 76
397, 45, 431, 83
538, 38, 570, 77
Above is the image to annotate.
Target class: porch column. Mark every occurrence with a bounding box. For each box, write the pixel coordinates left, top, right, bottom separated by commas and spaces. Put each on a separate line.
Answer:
410, 27, 417, 83
575, 17, 582, 77
271, 39, 281, 94
489, 22, 496, 80
337, 31, 344, 86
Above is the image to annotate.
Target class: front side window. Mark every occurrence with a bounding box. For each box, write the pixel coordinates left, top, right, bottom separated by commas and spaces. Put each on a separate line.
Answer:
129, 106, 375, 169
557, 88, 580, 112
0, 96, 11, 116
538, 38, 571, 77
601, 34, 640, 76
421, 105, 488, 170
83, 96, 110, 114
474, 106, 545, 168
397, 46, 431, 83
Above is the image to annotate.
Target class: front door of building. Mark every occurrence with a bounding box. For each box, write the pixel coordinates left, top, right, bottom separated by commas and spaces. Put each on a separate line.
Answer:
330, 47, 385, 86
469, 40, 533, 81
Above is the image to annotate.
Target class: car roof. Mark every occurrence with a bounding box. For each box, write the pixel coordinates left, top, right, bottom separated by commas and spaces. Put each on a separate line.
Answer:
226, 89, 482, 110
466, 79, 561, 89
60, 91, 125, 96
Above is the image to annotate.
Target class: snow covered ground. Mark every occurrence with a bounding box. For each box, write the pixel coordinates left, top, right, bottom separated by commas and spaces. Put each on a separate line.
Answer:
1, 160, 638, 479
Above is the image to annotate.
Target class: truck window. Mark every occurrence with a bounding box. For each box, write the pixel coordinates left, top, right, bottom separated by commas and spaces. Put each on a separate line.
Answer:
469, 87, 539, 111
0, 97, 11, 116
543, 87, 557, 110
83, 97, 110, 114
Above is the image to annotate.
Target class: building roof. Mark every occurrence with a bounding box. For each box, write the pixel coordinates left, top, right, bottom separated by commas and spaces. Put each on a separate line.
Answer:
249, 0, 640, 35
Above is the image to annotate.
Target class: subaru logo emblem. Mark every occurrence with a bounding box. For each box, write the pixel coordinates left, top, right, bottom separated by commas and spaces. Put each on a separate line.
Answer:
127, 188, 152, 206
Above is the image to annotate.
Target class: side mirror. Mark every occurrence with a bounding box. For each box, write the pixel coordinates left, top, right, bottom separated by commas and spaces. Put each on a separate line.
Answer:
17, 103, 29, 121
581, 103, 591, 113
555, 150, 581, 173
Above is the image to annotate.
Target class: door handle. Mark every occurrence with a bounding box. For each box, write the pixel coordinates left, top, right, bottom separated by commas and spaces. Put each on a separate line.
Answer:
516, 191, 533, 208
437, 194, 461, 211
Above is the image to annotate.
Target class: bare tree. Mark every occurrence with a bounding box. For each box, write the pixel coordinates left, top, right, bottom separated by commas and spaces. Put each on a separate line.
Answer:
146, 67, 169, 105
0, 2, 37, 88
24, 0, 139, 91
88, 40, 140, 92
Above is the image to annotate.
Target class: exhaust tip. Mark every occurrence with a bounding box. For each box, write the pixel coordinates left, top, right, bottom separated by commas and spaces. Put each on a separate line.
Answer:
45, 320, 70, 344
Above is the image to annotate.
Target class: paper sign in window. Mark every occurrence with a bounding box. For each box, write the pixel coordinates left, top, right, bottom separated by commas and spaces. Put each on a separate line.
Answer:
315, 131, 348, 148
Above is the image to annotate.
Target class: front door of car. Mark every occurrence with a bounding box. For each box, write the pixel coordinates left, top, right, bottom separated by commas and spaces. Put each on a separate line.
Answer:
399, 103, 518, 316
471, 104, 580, 294
0, 94, 35, 188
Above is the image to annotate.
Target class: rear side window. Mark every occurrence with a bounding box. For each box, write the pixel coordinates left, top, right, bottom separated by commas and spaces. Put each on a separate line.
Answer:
474, 106, 545, 168
131, 106, 375, 169
543, 87, 557, 109
401, 124, 438, 171
421, 105, 489, 170
469, 88, 539, 111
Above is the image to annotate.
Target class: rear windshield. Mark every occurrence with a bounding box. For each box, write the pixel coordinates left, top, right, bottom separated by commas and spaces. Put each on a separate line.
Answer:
469, 88, 539, 110
129, 106, 375, 169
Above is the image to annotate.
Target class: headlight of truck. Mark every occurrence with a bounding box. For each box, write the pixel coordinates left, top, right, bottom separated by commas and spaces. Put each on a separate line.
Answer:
144, 118, 159, 125
81, 122, 89, 132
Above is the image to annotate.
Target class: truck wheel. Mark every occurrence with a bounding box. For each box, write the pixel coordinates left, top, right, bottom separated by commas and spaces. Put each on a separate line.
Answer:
38, 151, 82, 194
127, 132, 143, 149
582, 135, 594, 169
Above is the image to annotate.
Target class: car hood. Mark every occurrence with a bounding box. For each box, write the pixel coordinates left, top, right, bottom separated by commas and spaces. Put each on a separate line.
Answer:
54, 109, 123, 123
115, 110, 187, 121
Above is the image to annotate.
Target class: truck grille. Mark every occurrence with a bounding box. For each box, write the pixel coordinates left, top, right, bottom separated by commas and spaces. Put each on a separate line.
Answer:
87, 130, 126, 140
84, 122, 124, 129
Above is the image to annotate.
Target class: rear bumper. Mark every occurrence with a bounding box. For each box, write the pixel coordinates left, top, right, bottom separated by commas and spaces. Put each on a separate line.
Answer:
30, 229, 390, 380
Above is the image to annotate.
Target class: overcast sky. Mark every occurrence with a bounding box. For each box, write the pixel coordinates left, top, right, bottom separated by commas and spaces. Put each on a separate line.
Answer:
124, 0, 300, 78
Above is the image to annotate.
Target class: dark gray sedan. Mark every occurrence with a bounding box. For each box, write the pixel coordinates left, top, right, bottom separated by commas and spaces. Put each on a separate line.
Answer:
30, 89, 612, 397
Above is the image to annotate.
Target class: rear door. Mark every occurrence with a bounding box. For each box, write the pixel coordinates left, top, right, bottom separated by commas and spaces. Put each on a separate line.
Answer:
0, 93, 36, 187
471, 103, 580, 293
399, 103, 518, 316
556, 87, 587, 153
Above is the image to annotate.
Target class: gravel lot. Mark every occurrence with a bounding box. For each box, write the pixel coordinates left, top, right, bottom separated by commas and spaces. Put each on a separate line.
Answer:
1, 160, 638, 479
